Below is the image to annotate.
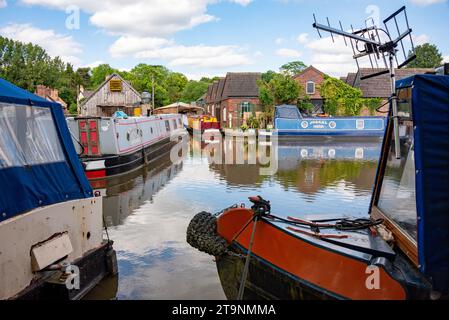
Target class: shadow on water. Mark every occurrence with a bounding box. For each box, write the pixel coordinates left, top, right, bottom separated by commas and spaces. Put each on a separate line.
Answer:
85, 136, 382, 300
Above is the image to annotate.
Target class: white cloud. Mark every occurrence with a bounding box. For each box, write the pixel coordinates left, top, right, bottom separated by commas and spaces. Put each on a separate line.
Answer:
276, 48, 302, 58
20, 0, 250, 37
228, 0, 253, 5
275, 38, 286, 45
413, 34, 429, 45
297, 33, 309, 45
130, 44, 252, 69
80, 60, 105, 69
0, 0, 7, 8
410, 0, 447, 6
0, 23, 82, 66
254, 51, 263, 58
184, 72, 225, 81
110, 36, 173, 58
19, 0, 255, 71
443, 55, 449, 63
305, 35, 361, 76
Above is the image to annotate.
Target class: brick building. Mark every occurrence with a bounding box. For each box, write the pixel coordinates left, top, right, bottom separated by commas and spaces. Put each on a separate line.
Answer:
342, 68, 434, 115
35, 85, 68, 114
292, 66, 326, 115
205, 72, 261, 129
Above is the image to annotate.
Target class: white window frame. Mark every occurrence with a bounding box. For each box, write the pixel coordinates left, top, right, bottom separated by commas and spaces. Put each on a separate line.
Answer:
306, 81, 315, 95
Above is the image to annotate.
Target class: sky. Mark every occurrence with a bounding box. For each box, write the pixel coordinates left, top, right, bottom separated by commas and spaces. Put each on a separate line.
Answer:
0, 0, 448, 80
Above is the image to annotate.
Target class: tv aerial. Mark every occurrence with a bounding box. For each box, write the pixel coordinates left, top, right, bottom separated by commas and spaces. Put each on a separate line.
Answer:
312, 6, 417, 159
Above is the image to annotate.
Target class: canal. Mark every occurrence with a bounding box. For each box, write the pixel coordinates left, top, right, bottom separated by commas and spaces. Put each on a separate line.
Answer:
85, 136, 382, 300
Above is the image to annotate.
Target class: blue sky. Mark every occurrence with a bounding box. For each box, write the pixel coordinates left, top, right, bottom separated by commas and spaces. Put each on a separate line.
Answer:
1, 0, 448, 79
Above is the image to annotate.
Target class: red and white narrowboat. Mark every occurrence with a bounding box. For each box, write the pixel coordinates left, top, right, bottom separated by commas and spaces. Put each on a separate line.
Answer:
67, 113, 187, 180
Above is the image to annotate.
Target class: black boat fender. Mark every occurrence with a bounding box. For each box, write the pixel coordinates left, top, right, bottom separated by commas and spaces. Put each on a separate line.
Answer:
187, 211, 229, 256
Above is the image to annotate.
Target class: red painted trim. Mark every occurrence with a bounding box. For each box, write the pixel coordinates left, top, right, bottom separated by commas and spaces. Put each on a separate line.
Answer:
85, 169, 106, 179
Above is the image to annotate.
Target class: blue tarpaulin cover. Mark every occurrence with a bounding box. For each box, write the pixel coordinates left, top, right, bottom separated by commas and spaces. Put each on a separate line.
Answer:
0, 78, 93, 222
397, 74, 449, 292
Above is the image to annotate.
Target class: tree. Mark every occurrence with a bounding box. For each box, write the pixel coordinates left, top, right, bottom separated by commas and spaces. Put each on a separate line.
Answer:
75, 67, 92, 89
166, 72, 188, 103
280, 61, 307, 77
407, 43, 443, 68
181, 80, 209, 103
90, 64, 118, 87
0, 36, 79, 111
319, 76, 381, 116
258, 72, 301, 107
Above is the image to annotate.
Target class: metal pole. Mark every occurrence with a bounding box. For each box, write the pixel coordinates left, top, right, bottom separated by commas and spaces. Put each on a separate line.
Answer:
152, 74, 155, 115
237, 216, 258, 300
389, 52, 401, 159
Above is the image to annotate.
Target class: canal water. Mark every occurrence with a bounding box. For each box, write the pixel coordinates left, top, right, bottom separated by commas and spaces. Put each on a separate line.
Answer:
85, 136, 382, 300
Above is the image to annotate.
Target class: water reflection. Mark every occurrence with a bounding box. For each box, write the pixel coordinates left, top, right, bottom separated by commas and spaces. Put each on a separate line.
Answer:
89, 137, 382, 299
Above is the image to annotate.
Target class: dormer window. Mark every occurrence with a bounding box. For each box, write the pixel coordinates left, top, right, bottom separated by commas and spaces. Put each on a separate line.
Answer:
306, 81, 315, 95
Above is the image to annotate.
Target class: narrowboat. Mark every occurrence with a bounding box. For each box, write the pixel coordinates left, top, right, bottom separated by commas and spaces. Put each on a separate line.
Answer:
274, 105, 386, 137
188, 74, 449, 300
0, 78, 116, 300
67, 113, 187, 180
187, 115, 221, 133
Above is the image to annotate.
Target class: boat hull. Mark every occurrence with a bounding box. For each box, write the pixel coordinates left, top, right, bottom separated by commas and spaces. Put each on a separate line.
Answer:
83, 137, 177, 180
67, 115, 186, 180
216, 208, 431, 300
274, 117, 387, 137
0, 197, 115, 300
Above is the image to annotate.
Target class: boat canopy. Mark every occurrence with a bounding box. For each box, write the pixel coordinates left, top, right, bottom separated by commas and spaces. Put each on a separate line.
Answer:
396, 74, 449, 292
0, 78, 93, 223
275, 105, 303, 120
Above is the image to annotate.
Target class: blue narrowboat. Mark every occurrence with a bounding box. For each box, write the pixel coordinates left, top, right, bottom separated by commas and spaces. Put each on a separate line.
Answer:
273, 105, 387, 137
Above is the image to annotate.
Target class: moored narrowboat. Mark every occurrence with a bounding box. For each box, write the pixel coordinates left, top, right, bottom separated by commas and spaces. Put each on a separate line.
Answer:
67, 113, 187, 180
274, 105, 386, 137
187, 74, 449, 300
187, 115, 221, 133
0, 78, 116, 300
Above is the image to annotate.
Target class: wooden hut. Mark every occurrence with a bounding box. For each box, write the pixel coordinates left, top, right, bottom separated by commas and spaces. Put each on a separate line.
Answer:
80, 73, 142, 117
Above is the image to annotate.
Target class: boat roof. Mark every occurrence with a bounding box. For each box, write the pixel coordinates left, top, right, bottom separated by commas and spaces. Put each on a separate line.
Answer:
275, 105, 303, 119
0, 78, 93, 222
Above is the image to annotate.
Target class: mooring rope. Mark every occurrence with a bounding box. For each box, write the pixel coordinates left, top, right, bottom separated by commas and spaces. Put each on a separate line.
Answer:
237, 216, 259, 300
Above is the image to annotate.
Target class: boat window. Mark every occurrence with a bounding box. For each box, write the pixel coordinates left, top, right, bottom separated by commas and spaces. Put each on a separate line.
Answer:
165, 120, 170, 132
306, 81, 315, 95
172, 119, 177, 129
0, 103, 65, 169
178, 118, 182, 126
377, 87, 417, 240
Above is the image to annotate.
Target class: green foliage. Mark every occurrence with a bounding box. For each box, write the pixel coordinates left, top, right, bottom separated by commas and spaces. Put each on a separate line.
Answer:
75, 67, 91, 89
0, 36, 215, 110
68, 103, 78, 115
297, 94, 314, 115
407, 43, 443, 69
258, 72, 302, 107
247, 114, 260, 129
319, 76, 381, 116
90, 64, 119, 87
0, 36, 84, 109
280, 61, 307, 77
180, 79, 210, 103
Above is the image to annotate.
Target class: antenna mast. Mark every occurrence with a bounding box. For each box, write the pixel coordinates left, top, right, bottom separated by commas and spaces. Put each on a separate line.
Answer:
313, 6, 416, 159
